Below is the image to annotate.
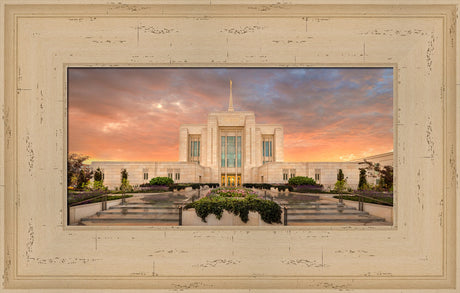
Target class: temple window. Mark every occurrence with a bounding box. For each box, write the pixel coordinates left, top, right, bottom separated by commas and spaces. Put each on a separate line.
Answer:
315, 168, 321, 182
221, 135, 242, 168
262, 135, 274, 164
188, 135, 201, 164
282, 169, 289, 181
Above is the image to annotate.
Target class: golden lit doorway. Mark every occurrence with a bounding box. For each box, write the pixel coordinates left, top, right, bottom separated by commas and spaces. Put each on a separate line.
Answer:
221, 175, 241, 187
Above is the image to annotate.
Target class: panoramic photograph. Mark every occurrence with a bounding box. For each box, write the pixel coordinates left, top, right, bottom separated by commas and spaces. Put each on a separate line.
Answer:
67, 67, 393, 226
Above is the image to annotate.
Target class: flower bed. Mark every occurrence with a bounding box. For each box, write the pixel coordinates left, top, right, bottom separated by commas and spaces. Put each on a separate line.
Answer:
205, 187, 257, 198
294, 185, 326, 193
185, 187, 282, 224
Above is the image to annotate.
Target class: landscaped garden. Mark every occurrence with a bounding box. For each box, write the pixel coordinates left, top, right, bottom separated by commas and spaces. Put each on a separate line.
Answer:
184, 187, 282, 224
68, 152, 394, 210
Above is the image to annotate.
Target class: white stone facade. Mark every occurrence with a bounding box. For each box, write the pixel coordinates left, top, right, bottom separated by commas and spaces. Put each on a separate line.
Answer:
91, 107, 393, 190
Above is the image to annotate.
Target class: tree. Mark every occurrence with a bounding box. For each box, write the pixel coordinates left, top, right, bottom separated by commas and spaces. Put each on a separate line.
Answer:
358, 168, 368, 190
358, 160, 393, 191
94, 167, 103, 182
120, 169, 132, 204
337, 169, 344, 181
359, 160, 379, 181
121, 168, 128, 181
334, 169, 347, 200
334, 179, 347, 193
120, 169, 132, 192
379, 165, 393, 190
76, 168, 93, 189
92, 167, 106, 190
68, 153, 92, 188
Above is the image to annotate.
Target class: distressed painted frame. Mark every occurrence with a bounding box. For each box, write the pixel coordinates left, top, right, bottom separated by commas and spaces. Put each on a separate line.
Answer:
1, 1, 459, 291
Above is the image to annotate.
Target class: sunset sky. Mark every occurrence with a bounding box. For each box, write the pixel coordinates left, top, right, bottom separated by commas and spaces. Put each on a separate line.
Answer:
68, 68, 393, 163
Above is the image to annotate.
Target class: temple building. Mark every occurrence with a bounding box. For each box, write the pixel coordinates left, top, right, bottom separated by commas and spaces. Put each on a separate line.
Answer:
91, 82, 393, 189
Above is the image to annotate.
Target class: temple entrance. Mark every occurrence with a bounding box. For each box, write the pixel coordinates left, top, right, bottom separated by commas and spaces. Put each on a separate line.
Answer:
221, 175, 241, 187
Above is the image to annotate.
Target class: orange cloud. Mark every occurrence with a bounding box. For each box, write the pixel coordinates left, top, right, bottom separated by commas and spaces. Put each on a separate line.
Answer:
68, 68, 393, 162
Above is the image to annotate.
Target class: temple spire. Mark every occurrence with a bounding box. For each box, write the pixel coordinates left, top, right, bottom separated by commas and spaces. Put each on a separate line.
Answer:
228, 80, 234, 112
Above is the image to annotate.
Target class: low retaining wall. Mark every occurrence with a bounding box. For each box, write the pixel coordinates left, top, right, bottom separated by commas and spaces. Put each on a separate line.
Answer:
68, 199, 122, 225
327, 197, 393, 223
183, 209, 284, 226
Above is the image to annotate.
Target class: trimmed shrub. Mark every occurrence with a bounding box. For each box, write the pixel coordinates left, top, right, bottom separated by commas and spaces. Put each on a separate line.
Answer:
242, 183, 293, 192
242, 183, 272, 189
185, 192, 282, 224
276, 185, 294, 192
149, 177, 174, 186
167, 183, 219, 191
288, 176, 317, 186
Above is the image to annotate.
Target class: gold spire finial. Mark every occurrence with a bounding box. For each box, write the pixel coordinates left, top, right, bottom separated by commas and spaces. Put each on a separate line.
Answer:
228, 80, 234, 112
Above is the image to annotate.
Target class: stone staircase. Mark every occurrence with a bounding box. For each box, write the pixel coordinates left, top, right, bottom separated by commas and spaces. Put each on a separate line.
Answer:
78, 197, 388, 226
79, 203, 181, 226
285, 201, 388, 225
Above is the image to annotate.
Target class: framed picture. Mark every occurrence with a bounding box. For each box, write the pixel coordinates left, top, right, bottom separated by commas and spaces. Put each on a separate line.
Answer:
66, 67, 394, 227
1, 1, 458, 291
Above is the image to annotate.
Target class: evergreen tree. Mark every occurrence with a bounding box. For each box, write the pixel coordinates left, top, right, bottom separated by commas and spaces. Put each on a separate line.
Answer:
337, 169, 344, 181
121, 169, 128, 181
358, 168, 367, 190
94, 167, 103, 182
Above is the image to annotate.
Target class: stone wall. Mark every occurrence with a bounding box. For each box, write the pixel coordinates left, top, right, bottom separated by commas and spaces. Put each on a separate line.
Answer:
90, 161, 212, 189
255, 161, 360, 189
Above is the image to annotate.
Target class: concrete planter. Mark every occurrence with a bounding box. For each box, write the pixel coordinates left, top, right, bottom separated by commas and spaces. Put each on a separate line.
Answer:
329, 197, 393, 223
182, 209, 284, 226
68, 199, 122, 225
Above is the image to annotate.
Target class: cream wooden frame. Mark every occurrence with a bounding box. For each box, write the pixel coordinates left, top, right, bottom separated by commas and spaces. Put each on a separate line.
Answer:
1, 1, 459, 291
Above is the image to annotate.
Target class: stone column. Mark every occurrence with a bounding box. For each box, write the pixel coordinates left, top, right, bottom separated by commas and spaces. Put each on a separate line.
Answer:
206, 115, 218, 182
178, 127, 188, 162
274, 127, 284, 162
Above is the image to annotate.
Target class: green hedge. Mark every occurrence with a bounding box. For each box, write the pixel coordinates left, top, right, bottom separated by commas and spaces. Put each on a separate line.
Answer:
242, 183, 293, 191
184, 195, 282, 224
169, 183, 219, 191
149, 177, 174, 185
288, 176, 318, 186
242, 183, 271, 189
